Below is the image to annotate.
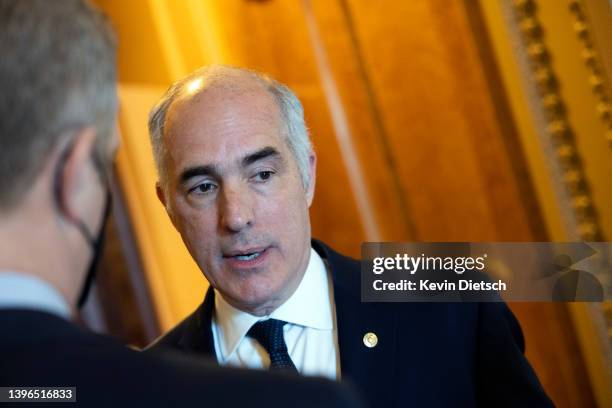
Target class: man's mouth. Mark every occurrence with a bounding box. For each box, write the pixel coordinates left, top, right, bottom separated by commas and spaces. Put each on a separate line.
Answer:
223, 247, 269, 261
233, 251, 262, 261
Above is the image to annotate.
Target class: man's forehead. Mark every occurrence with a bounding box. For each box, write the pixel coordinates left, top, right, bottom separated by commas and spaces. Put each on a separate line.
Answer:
166, 84, 282, 140
163, 84, 288, 173
171, 79, 280, 122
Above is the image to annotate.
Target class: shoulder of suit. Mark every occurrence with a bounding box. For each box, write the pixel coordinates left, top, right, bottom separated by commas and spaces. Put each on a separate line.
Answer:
312, 239, 360, 270
143, 305, 203, 353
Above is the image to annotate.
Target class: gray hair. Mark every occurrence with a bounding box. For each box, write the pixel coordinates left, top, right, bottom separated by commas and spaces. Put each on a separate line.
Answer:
0, 0, 117, 210
148, 65, 313, 189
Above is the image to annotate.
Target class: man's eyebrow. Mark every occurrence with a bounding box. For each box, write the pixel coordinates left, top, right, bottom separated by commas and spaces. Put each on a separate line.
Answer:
179, 147, 280, 183
242, 146, 281, 167
180, 164, 218, 184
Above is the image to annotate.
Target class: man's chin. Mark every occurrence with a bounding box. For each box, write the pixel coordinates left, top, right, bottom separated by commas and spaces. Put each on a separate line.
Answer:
223, 288, 283, 315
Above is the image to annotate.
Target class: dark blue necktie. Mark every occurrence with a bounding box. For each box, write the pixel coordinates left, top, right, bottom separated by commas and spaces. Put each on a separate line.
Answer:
247, 319, 298, 373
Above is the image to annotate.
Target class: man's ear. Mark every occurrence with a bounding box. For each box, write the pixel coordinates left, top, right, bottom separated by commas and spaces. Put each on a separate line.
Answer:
57, 127, 97, 221
306, 151, 317, 207
156, 181, 176, 226
155, 181, 167, 207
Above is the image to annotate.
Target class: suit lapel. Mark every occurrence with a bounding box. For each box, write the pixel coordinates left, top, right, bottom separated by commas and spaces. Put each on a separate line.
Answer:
177, 287, 216, 358
313, 240, 397, 407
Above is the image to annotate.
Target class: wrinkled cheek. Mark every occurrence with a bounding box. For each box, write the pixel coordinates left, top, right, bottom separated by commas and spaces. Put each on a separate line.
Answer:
180, 211, 214, 244
262, 198, 304, 230
178, 223, 217, 277
180, 226, 202, 257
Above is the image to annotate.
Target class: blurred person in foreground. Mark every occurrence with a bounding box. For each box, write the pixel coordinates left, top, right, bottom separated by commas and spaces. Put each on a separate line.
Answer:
146, 65, 555, 408
0, 1, 363, 407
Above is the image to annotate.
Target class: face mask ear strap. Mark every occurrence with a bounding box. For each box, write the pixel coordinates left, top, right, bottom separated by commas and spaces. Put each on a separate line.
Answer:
52, 135, 113, 309
77, 189, 112, 308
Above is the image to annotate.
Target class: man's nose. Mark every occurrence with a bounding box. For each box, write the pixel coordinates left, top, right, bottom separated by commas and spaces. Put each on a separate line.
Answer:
219, 186, 253, 233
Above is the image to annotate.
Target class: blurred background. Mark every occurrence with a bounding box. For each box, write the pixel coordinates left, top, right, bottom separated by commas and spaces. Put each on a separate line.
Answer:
81, 0, 611, 406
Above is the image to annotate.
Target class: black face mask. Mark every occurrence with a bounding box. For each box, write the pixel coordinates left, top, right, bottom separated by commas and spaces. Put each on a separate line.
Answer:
54, 142, 112, 309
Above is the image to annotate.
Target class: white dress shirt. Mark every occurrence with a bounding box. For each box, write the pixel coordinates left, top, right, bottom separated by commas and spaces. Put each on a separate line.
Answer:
212, 248, 340, 380
0, 271, 70, 319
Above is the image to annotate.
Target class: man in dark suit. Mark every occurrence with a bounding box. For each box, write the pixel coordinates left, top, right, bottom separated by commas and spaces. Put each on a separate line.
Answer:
145, 64, 555, 407
0, 2, 361, 407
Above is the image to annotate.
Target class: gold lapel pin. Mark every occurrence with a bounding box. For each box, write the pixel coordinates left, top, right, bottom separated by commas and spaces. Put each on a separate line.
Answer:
363, 332, 378, 348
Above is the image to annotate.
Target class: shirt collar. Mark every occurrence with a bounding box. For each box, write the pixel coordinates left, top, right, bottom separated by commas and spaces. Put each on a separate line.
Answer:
213, 247, 334, 362
0, 271, 71, 320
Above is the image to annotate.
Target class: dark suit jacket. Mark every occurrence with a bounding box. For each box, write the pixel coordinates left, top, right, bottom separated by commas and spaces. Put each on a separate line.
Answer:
0, 308, 362, 407
147, 240, 555, 408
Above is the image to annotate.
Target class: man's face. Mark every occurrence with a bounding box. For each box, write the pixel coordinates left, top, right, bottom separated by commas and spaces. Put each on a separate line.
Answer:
160, 84, 315, 316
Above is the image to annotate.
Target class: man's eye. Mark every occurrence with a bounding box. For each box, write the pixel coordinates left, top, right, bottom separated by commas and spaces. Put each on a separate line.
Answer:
253, 171, 274, 182
189, 182, 217, 195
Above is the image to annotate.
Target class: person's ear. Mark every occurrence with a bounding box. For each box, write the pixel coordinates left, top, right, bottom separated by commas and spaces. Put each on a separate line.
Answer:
57, 127, 97, 221
155, 181, 166, 207
306, 151, 317, 207
156, 181, 176, 226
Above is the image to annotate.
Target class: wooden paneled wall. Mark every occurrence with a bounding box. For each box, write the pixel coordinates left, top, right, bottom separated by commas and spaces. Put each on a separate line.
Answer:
93, 0, 612, 406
